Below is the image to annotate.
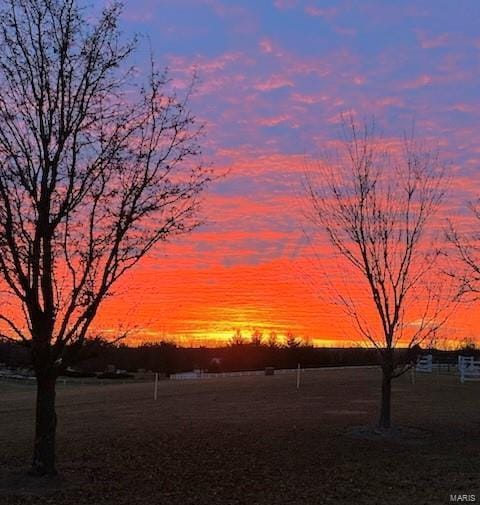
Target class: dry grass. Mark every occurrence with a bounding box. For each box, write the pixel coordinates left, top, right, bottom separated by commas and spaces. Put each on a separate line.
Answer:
0, 367, 479, 505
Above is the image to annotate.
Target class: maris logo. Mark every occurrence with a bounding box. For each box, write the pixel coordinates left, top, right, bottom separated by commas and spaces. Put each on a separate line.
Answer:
450, 495, 476, 502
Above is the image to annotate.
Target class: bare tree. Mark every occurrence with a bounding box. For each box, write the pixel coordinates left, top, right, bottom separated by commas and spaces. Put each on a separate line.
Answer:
285, 330, 302, 349
0, 0, 209, 475
267, 330, 278, 348
304, 119, 449, 429
447, 203, 480, 301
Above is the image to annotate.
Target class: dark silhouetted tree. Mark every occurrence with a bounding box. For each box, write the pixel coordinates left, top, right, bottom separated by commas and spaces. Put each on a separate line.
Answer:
250, 329, 263, 346
267, 330, 278, 348
229, 329, 245, 346
285, 331, 301, 349
0, 0, 208, 475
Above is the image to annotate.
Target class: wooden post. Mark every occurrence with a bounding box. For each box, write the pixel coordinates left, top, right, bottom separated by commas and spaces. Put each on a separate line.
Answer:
296, 363, 301, 390
411, 366, 415, 385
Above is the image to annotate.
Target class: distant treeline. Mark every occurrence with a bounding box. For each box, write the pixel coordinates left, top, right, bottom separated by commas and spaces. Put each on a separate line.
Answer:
1, 338, 478, 375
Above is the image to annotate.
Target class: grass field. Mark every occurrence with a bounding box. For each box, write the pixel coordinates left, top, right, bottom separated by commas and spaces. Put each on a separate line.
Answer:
1, 367, 479, 505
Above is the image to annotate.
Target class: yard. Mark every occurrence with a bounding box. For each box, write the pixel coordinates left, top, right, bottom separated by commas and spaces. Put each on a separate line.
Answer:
0, 367, 479, 504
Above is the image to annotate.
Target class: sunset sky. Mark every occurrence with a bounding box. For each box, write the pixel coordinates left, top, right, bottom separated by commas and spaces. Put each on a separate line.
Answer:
94, 0, 480, 347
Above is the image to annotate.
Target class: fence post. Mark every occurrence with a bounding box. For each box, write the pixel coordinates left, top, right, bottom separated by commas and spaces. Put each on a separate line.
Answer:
296, 363, 301, 390
154, 372, 158, 401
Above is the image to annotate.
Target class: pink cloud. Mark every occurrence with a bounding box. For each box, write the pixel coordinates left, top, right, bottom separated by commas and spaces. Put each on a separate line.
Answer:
257, 114, 290, 127
254, 75, 294, 91
400, 74, 433, 89
169, 52, 244, 74
259, 38, 274, 54
374, 96, 404, 108
447, 103, 474, 113
291, 92, 321, 104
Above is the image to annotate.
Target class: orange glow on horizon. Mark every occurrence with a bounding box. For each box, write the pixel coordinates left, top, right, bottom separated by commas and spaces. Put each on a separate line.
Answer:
88, 251, 480, 349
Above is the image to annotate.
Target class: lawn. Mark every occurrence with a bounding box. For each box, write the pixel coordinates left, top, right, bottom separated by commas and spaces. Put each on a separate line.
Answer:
0, 367, 479, 504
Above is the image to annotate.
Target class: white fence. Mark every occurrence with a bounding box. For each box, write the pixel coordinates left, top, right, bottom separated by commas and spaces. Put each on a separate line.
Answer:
169, 365, 376, 381
171, 368, 300, 380
415, 354, 433, 373
458, 355, 480, 384
458, 355, 474, 370
171, 370, 265, 380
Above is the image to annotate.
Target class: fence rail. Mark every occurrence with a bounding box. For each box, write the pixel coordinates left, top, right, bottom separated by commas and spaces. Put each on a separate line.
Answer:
169, 365, 377, 381
415, 355, 433, 373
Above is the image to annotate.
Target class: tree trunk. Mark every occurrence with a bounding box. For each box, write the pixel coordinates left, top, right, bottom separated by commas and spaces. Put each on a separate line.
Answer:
30, 374, 58, 476
378, 368, 392, 430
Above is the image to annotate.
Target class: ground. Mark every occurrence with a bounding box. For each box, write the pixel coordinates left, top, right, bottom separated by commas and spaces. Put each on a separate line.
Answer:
0, 367, 479, 505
